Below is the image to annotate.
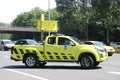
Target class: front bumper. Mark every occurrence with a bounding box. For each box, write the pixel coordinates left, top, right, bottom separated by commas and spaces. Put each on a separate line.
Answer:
97, 51, 108, 62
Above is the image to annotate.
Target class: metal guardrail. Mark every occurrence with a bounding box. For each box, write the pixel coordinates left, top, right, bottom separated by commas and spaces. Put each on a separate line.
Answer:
0, 26, 37, 31
0, 26, 57, 32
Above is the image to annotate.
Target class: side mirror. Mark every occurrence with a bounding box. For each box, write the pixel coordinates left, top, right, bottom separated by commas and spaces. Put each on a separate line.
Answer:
65, 41, 75, 46
70, 42, 76, 46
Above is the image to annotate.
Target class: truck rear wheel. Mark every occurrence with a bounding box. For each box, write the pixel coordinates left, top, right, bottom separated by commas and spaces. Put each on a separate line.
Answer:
79, 55, 95, 69
24, 55, 38, 68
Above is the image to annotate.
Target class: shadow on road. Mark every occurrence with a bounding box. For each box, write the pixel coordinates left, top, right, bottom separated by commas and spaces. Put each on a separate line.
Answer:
2, 65, 102, 70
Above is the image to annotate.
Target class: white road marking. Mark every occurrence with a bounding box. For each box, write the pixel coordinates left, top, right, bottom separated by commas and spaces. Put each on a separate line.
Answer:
0, 54, 9, 59
108, 71, 120, 75
4, 56, 9, 58
5, 69, 48, 80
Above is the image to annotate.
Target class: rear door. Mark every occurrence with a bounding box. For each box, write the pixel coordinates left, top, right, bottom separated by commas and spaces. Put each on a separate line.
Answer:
45, 36, 58, 60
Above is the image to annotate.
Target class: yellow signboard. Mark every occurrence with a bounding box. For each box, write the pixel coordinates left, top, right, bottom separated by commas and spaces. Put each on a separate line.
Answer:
37, 20, 57, 31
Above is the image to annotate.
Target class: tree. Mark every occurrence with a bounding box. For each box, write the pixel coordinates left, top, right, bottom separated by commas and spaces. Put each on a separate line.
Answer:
11, 7, 60, 40
0, 22, 11, 39
11, 7, 45, 40
55, 0, 120, 41
55, 0, 92, 39
91, 0, 120, 42
45, 8, 60, 20
12, 7, 44, 27
10, 1, 120, 41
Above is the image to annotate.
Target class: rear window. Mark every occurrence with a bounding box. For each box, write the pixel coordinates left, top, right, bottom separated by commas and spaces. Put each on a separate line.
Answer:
47, 37, 56, 45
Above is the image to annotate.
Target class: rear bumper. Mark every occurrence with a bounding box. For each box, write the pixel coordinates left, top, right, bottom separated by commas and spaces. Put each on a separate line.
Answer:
11, 56, 21, 61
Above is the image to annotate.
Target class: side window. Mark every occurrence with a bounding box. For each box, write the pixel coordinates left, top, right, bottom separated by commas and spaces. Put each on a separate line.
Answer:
23, 41, 28, 45
85, 42, 93, 45
48, 37, 56, 45
58, 38, 65, 45
58, 37, 74, 46
16, 41, 26, 45
16, 41, 22, 45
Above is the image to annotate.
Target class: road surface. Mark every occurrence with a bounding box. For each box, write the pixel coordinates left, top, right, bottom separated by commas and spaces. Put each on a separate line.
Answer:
0, 51, 120, 80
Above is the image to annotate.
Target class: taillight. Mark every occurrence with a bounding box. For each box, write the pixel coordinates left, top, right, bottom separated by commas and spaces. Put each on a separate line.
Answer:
11, 47, 14, 54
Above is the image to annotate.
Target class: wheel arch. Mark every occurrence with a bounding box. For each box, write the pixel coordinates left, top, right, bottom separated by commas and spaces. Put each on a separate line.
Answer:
78, 52, 96, 62
23, 53, 39, 63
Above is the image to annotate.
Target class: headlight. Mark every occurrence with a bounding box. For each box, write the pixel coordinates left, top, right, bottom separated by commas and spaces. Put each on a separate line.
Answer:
104, 48, 108, 53
95, 47, 105, 52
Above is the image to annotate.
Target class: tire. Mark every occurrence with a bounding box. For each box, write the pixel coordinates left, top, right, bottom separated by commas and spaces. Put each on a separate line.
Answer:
24, 55, 38, 68
108, 53, 113, 56
95, 62, 100, 66
80, 55, 95, 69
4, 47, 8, 51
38, 61, 46, 67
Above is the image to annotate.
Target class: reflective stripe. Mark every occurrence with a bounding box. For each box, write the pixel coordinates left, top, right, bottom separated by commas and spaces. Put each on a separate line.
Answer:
45, 52, 75, 60
13, 48, 75, 61
69, 54, 75, 60
13, 48, 18, 54
26, 50, 30, 53
33, 50, 37, 54
19, 49, 24, 54
13, 48, 22, 59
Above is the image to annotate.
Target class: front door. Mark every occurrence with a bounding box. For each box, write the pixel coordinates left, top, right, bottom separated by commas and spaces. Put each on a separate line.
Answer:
56, 37, 77, 61
45, 36, 77, 61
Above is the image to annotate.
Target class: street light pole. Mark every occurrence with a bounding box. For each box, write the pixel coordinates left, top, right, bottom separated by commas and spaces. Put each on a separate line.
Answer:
48, 0, 50, 21
48, 0, 50, 36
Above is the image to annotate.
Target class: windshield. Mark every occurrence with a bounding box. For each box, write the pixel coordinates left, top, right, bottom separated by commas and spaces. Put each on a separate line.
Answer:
94, 41, 106, 46
71, 37, 83, 44
27, 40, 38, 45
4, 41, 13, 44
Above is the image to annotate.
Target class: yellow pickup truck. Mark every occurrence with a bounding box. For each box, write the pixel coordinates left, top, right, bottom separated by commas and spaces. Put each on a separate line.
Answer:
11, 35, 108, 69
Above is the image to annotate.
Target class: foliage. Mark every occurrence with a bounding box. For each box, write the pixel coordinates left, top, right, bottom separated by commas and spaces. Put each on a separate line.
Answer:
45, 8, 60, 20
0, 22, 9, 27
55, 0, 86, 38
0, 22, 11, 39
113, 46, 120, 53
11, 7, 60, 40
0, 34, 12, 39
12, 7, 44, 27
91, 0, 120, 42
11, 7, 45, 40
55, 0, 120, 42
11, 1, 120, 42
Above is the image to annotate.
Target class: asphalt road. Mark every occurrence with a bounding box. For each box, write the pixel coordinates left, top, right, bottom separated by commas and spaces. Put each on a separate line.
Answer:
0, 51, 120, 80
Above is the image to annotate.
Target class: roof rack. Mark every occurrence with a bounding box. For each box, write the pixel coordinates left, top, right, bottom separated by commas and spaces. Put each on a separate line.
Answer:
51, 33, 65, 36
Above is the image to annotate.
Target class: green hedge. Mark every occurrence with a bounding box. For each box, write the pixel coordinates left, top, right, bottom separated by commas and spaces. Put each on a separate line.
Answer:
113, 46, 120, 53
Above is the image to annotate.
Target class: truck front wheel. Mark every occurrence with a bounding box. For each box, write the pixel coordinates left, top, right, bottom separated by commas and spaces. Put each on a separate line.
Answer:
79, 55, 95, 69
24, 55, 38, 68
